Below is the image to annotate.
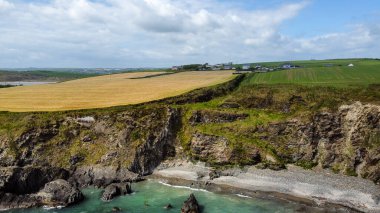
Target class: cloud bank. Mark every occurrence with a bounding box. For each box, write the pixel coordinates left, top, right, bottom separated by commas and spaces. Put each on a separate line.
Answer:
0, 0, 378, 67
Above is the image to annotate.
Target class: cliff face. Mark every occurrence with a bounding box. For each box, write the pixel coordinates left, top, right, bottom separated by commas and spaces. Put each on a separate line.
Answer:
0, 105, 182, 209
184, 103, 380, 185
1, 102, 379, 184
262, 102, 380, 183
0, 106, 180, 174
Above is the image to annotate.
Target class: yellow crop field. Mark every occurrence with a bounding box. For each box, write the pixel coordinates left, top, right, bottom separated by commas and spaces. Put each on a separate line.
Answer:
0, 71, 234, 112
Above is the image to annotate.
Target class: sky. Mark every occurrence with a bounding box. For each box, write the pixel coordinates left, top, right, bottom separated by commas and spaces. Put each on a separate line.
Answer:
0, 0, 379, 68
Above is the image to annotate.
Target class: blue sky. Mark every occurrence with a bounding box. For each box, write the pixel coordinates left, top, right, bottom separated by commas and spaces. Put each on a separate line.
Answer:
281, 0, 380, 36
0, 0, 379, 68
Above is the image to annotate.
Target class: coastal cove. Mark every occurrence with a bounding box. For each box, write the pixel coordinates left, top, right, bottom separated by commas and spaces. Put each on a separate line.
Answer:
1, 0, 380, 211
1, 63, 380, 213
1, 180, 336, 213
152, 161, 380, 213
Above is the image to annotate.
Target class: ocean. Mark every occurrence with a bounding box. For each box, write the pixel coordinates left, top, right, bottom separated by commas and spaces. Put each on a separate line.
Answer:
5, 180, 309, 213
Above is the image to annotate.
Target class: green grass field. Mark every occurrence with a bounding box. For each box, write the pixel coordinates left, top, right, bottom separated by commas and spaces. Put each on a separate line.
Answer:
244, 59, 380, 86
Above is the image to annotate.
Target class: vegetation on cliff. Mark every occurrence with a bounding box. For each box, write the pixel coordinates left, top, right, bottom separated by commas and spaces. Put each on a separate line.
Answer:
0, 59, 380, 187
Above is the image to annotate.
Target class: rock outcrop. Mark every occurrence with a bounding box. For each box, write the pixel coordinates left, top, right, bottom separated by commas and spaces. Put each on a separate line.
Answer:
190, 133, 232, 164
101, 182, 132, 201
36, 179, 84, 207
0, 167, 73, 210
0, 166, 69, 194
264, 102, 380, 183
0, 179, 83, 210
190, 133, 261, 165
0, 192, 39, 210
72, 166, 139, 188
181, 193, 200, 213
129, 107, 181, 175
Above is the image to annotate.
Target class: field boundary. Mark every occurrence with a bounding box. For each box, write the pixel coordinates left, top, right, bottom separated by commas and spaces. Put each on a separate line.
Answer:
127, 72, 175, 79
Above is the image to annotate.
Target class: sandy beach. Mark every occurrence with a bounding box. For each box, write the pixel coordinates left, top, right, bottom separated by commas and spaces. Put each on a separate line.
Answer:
151, 161, 380, 213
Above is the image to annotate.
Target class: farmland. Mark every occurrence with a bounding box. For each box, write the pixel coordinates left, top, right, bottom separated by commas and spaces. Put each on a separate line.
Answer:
0, 71, 234, 112
244, 59, 380, 86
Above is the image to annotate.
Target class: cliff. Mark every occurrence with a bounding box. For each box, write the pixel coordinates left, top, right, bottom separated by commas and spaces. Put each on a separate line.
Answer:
0, 75, 380, 210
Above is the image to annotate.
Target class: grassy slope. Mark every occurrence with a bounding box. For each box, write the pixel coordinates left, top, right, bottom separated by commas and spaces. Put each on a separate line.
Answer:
244, 59, 380, 86
179, 85, 380, 170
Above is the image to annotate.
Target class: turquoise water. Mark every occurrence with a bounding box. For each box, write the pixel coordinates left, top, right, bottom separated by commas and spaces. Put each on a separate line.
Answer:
6, 180, 303, 213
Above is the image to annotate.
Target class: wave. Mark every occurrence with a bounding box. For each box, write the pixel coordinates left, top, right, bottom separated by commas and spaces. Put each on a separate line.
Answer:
42, 205, 65, 210
157, 181, 210, 193
235, 194, 252, 199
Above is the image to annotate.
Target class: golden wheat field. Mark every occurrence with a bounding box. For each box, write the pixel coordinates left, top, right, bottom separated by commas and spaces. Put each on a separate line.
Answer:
0, 71, 234, 112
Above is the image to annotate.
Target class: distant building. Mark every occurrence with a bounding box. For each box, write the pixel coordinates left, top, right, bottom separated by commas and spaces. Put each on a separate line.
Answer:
212, 64, 223, 70
242, 64, 250, 70
223, 64, 233, 70
205, 64, 212, 70
281, 63, 295, 69
171, 66, 183, 71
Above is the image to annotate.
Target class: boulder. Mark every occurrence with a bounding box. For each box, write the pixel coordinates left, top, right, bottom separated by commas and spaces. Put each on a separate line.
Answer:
0, 166, 69, 194
36, 179, 84, 207
181, 193, 200, 213
164, 203, 173, 209
112, 206, 122, 212
101, 182, 132, 201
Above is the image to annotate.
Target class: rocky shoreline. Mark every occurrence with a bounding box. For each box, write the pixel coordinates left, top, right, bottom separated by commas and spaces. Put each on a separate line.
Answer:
0, 165, 141, 211
1, 163, 379, 212
151, 160, 380, 213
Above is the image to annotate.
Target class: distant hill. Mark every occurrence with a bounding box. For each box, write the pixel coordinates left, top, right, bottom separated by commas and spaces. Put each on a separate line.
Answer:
0, 70, 99, 82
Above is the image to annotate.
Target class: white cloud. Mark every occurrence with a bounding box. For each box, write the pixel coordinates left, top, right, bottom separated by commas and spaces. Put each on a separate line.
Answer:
0, 0, 12, 10
0, 0, 378, 67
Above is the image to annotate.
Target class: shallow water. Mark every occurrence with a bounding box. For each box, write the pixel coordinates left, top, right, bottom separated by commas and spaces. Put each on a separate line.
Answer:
6, 180, 303, 213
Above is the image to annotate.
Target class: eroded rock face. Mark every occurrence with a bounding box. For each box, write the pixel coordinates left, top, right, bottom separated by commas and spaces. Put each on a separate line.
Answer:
129, 107, 181, 175
181, 193, 200, 213
265, 102, 380, 183
190, 132, 261, 166
101, 183, 131, 201
0, 106, 180, 177
36, 179, 84, 207
190, 133, 232, 164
